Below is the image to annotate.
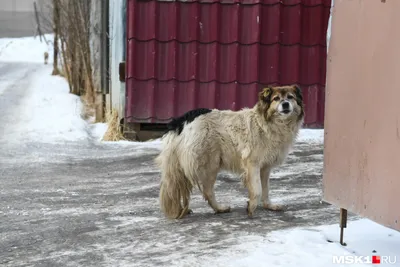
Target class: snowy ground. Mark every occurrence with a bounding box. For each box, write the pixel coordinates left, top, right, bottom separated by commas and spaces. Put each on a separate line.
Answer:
0, 34, 53, 63
0, 36, 399, 267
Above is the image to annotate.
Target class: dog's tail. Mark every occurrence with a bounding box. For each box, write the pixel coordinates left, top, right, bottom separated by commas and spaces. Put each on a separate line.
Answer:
155, 132, 194, 219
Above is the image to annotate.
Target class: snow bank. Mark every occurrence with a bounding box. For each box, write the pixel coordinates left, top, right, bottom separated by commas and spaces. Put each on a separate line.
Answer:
297, 129, 324, 144
16, 66, 89, 143
9, 64, 159, 146
90, 122, 109, 141
210, 219, 400, 267
0, 34, 54, 63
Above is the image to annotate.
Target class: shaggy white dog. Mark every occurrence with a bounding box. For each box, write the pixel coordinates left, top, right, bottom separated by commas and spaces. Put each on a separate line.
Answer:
155, 85, 305, 219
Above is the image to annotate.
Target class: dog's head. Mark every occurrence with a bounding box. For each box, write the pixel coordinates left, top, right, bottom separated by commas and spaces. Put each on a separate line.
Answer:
256, 85, 304, 122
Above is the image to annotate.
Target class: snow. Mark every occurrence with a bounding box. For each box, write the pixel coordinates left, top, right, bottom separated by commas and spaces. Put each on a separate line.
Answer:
90, 122, 109, 141
209, 219, 400, 267
0, 34, 54, 63
297, 129, 325, 143
0, 34, 157, 146
14, 67, 89, 143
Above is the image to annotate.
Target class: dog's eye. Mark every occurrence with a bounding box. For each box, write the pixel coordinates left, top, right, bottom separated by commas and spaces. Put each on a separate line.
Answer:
273, 96, 280, 101
287, 95, 294, 99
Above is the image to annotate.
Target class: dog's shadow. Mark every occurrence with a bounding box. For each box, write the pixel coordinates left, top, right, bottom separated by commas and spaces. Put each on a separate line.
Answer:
177, 206, 301, 225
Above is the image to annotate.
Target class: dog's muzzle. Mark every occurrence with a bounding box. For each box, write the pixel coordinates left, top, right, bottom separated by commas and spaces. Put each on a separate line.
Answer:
278, 101, 292, 114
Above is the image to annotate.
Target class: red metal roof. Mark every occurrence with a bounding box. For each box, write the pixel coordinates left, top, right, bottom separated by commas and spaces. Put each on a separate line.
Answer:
126, 0, 331, 127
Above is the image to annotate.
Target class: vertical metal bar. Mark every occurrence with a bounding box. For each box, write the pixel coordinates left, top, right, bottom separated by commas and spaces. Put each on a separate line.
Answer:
339, 208, 348, 246
101, 0, 110, 95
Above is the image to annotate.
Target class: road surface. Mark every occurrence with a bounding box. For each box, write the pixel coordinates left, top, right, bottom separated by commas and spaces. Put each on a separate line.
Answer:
0, 62, 350, 266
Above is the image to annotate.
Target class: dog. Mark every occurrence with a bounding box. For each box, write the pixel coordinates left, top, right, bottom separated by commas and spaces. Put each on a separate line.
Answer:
155, 85, 304, 219
44, 52, 49, 65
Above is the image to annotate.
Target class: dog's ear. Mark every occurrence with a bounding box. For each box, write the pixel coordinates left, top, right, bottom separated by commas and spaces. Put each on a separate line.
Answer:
293, 84, 304, 120
293, 84, 303, 104
259, 87, 273, 103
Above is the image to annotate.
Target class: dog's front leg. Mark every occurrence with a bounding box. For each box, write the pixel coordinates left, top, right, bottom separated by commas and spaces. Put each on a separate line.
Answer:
246, 164, 262, 217
260, 166, 284, 211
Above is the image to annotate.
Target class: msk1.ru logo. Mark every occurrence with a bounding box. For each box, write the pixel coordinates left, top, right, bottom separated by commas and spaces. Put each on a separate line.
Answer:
332, 255, 397, 264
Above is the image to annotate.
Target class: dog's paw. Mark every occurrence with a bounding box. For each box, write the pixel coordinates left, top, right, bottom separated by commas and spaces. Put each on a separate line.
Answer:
215, 206, 231, 214
264, 202, 285, 211
177, 207, 192, 219
247, 205, 254, 218
246, 201, 257, 218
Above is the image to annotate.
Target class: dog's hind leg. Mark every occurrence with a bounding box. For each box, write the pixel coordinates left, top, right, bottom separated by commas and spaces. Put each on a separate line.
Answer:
177, 192, 193, 219
260, 166, 284, 211
201, 175, 231, 214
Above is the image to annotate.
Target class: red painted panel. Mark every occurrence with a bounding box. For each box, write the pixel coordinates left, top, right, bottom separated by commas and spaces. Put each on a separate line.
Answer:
217, 43, 238, 83
156, 42, 176, 81
219, 5, 240, 44
125, 0, 332, 127
198, 5, 218, 43
157, 3, 177, 42
198, 43, 218, 82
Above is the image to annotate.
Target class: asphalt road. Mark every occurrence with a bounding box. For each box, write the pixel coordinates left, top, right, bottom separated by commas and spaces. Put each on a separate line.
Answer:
0, 63, 349, 267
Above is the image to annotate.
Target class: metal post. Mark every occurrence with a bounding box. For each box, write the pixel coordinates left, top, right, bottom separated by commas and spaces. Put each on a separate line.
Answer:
101, 0, 110, 95
339, 208, 348, 246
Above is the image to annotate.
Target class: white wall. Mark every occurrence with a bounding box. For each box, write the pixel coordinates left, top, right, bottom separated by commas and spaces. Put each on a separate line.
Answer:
109, 0, 126, 119
327, 0, 335, 53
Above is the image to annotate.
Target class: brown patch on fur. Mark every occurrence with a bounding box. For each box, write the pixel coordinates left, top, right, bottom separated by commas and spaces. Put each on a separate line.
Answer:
291, 84, 305, 120
256, 87, 273, 121
257, 85, 304, 122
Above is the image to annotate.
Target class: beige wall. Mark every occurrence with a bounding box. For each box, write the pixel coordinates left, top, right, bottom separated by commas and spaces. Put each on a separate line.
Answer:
323, 0, 400, 231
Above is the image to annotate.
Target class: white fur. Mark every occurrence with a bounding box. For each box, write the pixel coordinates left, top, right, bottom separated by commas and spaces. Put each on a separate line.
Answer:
155, 87, 304, 219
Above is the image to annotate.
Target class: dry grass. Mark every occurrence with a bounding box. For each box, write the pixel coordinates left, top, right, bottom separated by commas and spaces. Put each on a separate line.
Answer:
102, 108, 125, 142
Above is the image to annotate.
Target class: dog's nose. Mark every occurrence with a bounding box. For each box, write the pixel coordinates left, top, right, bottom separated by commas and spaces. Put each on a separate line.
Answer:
282, 101, 290, 110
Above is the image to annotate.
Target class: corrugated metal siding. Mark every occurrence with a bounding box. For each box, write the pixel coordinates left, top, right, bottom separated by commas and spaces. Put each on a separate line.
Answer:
126, 0, 331, 127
